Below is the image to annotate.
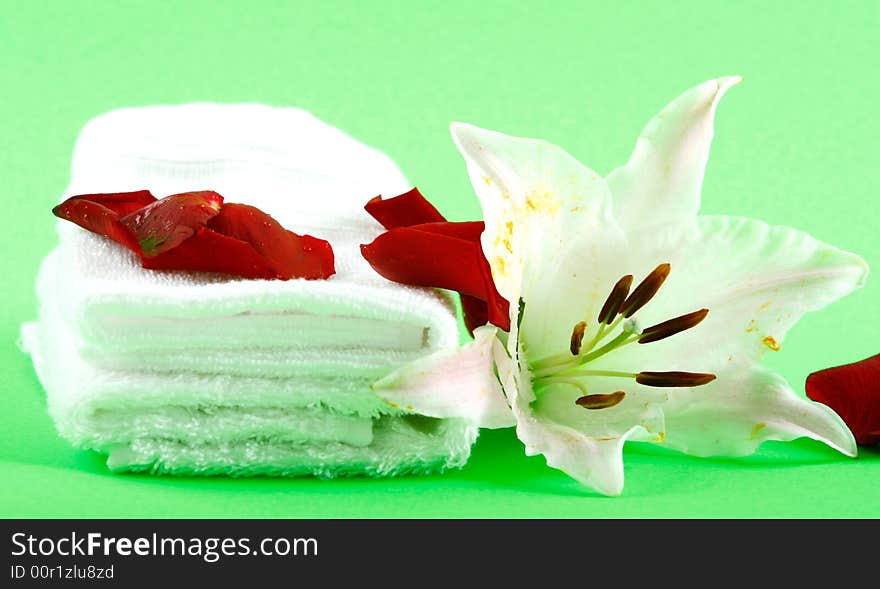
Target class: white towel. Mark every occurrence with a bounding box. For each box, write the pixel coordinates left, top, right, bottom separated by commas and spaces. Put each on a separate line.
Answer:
21, 103, 477, 477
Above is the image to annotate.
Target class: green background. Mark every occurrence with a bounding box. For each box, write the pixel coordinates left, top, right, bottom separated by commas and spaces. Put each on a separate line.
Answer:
2, 1, 878, 517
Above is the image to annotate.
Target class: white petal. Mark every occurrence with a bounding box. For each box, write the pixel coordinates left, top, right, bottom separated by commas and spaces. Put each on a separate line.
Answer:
514, 413, 636, 496
372, 326, 515, 429
593, 215, 869, 375
661, 365, 857, 457
607, 76, 741, 232
450, 121, 624, 355
495, 344, 663, 496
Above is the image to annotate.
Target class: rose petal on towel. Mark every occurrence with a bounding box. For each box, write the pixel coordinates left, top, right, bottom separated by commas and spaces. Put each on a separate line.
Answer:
365, 187, 446, 228
52, 196, 141, 254
361, 222, 510, 331
208, 203, 335, 279
57, 190, 158, 217
362, 189, 510, 333
807, 354, 880, 446
119, 190, 224, 257
141, 227, 276, 279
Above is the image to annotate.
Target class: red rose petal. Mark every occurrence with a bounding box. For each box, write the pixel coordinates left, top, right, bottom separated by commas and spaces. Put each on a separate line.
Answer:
62, 190, 157, 217
142, 227, 276, 279
460, 294, 489, 335
52, 197, 141, 254
365, 188, 445, 228
208, 203, 335, 280
120, 190, 224, 257
360, 223, 510, 331
806, 354, 880, 446
412, 220, 486, 241
361, 189, 511, 333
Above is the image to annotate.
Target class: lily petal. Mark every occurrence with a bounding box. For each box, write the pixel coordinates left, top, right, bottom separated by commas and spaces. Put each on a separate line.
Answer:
494, 343, 663, 496
515, 415, 636, 496
661, 364, 857, 457
607, 76, 741, 232
372, 326, 515, 429
450, 122, 620, 345
593, 215, 869, 375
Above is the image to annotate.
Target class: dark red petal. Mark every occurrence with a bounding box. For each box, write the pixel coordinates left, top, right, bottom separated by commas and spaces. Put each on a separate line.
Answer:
361, 225, 510, 331
52, 197, 140, 253
412, 220, 486, 242
292, 232, 336, 280
460, 294, 489, 336
120, 190, 224, 257
141, 227, 276, 279
365, 188, 446, 229
806, 354, 880, 446
408, 221, 496, 334
208, 203, 335, 280
59, 190, 157, 217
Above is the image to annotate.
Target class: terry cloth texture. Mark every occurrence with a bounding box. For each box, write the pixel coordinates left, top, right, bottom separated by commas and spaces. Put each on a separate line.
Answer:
21, 104, 476, 477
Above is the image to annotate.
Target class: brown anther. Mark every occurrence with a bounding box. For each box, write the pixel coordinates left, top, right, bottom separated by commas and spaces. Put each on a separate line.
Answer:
620, 263, 671, 318
597, 275, 633, 324
636, 371, 717, 387
570, 321, 587, 355
638, 308, 709, 344
575, 391, 626, 410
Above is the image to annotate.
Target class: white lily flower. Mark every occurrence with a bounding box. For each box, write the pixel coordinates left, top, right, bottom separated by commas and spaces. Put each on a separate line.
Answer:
374, 77, 869, 495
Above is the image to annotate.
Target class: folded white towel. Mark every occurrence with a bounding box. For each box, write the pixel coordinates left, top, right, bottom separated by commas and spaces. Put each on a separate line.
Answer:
22, 104, 477, 476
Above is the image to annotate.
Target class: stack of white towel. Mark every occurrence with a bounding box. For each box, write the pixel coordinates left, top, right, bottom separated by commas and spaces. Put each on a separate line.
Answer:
21, 104, 477, 476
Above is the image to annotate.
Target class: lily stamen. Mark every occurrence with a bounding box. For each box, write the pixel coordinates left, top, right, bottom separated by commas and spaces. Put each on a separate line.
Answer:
635, 371, 717, 387
530, 263, 718, 398
576, 391, 626, 410
620, 263, 671, 318
638, 308, 709, 344
597, 275, 634, 324
570, 321, 587, 355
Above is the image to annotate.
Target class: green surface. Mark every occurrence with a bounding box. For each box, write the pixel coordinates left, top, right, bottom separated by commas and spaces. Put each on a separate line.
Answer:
2, 1, 878, 518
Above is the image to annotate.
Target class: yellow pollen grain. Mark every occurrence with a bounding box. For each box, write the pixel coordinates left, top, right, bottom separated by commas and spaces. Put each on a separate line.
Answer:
482, 176, 492, 185
386, 401, 400, 409
523, 191, 560, 215
762, 336, 780, 351
406, 405, 414, 411
493, 255, 508, 276
745, 320, 759, 333
655, 431, 666, 443
750, 422, 766, 439
500, 221, 514, 253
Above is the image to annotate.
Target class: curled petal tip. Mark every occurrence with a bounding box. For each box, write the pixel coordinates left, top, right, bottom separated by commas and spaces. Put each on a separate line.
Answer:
449, 121, 479, 142
719, 75, 743, 87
